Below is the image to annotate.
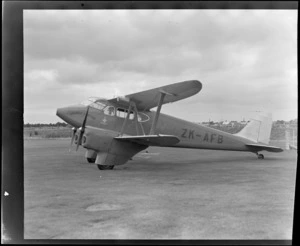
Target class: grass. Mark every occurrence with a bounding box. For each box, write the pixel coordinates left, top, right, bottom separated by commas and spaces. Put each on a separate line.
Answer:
24, 139, 297, 239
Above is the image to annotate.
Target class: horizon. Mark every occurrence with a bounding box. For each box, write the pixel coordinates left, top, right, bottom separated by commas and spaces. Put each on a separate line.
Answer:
24, 117, 298, 125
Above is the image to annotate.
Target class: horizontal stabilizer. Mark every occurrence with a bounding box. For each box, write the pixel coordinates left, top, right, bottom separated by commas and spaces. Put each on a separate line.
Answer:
246, 144, 283, 153
108, 80, 202, 111
115, 134, 180, 147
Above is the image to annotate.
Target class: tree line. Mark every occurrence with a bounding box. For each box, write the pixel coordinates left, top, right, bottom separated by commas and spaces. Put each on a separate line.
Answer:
24, 122, 70, 128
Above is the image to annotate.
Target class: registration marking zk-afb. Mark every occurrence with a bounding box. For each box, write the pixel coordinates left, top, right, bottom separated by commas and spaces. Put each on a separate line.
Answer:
181, 128, 223, 144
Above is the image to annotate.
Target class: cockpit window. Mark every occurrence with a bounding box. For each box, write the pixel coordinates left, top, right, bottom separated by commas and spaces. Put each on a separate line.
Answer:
80, 100, 92, 106
80, 97, 150, 122
104, 106, 115, 116
80, 97, 107, 110
90, 102, 106, 110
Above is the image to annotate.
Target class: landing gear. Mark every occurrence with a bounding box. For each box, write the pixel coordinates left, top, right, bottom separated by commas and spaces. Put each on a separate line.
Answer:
87, 158, 96, 163
256, 153, 264, 159
97, 165, 114, 170
87, 158, 114, 170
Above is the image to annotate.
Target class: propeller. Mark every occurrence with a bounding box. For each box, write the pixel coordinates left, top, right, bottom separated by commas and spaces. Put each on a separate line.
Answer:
76, 106, 90, 151
69, 127, 77, 152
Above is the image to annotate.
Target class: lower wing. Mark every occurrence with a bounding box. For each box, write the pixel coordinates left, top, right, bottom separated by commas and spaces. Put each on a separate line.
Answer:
114, 134, 180, 147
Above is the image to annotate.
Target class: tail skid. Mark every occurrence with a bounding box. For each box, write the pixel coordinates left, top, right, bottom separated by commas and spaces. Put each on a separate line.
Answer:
235, 113, 272, 144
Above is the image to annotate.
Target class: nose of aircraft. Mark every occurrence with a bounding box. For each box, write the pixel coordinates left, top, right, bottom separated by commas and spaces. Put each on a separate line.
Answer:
56, 105, 87, 127
56, 107, 67, 120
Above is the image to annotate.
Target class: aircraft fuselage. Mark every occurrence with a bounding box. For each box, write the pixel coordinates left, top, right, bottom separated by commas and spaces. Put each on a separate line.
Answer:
57, 101, 255, 152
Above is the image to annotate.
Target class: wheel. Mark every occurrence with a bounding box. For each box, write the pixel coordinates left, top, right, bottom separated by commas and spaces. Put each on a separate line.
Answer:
97, 165, 114, 170
87, 158, 96, 163
257, 154, 264, 159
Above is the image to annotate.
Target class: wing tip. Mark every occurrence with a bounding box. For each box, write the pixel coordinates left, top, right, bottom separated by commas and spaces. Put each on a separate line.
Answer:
182, 79, 202, 94
189, 79, 202, 89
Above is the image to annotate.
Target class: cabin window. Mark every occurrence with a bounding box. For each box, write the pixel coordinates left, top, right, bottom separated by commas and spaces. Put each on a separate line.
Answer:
104, 106, 115, 116
137, 112, 150, 122
116, 108, 134, 120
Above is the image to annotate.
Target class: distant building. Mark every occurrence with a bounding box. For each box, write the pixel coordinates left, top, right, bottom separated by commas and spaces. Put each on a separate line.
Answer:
229, 121, 238, 127
222, 120, 230, 126
273, 120, 284, 128
289, 119, 298, 128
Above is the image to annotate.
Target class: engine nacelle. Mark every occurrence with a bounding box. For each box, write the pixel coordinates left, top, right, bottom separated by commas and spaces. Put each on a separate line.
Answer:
74, 128, 84, 145
81, 126, 119, 152
85, 149, 97, 159
81, 126, 147, 166
74, 131, 80, 144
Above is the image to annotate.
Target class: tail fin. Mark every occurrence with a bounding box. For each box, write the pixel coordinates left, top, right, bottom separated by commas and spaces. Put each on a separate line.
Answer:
235, 113, 272, 144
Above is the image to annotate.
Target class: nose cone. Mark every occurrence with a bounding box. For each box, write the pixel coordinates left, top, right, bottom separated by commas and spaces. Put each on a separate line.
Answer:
56, 105, 87, 127
56, 107, 67, 120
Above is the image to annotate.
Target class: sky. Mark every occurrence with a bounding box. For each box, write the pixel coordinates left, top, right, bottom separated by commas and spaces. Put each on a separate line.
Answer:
24, 9, 297, 123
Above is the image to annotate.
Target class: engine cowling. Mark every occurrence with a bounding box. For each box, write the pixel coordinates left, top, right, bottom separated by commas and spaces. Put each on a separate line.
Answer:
82, 127, 118, 152
81, 126, 147, 166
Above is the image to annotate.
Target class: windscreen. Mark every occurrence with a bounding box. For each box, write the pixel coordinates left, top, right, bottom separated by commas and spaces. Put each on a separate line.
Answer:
80, 97, 107, 110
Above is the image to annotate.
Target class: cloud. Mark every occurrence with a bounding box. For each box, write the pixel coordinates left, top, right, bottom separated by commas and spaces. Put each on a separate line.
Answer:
24, 10, 297, 123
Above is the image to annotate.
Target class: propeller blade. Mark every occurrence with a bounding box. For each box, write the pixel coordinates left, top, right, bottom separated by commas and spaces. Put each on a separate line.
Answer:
76, 128, 82, 151
82, 106, 90, 129
76, 106, 90, 151
76, 138, 80, 151
69, 127, 76, 152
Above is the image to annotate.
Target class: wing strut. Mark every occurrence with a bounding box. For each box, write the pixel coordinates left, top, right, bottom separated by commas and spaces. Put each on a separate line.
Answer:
119, 101, 146, 136
132, 103, 145, 136
120, 90, 172, 136
119, 101, 134, 136
149, 90, 174, 135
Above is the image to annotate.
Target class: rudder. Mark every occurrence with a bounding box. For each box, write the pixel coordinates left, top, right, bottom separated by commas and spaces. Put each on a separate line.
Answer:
235, 113, 272, 144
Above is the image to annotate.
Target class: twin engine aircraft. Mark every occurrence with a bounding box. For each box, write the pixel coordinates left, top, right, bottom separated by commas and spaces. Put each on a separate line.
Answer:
56, 80, 283, 170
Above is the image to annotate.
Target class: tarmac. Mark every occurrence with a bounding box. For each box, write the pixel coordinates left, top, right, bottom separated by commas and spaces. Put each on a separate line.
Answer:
24, 139, 296, 239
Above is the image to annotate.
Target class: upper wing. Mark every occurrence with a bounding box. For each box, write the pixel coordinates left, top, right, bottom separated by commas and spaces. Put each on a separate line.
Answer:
115, 134, 180, 147
245, 144, 284, 153
108, 80, 202, 111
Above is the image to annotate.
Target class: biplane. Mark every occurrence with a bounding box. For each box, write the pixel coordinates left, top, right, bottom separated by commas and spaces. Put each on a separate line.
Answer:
56, 80, 283, 170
